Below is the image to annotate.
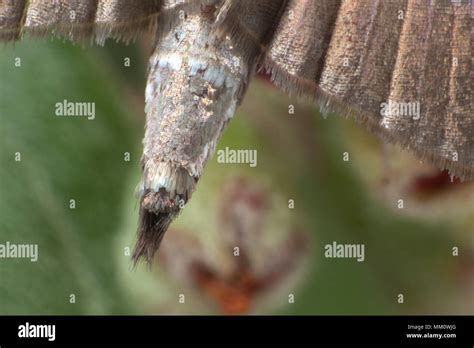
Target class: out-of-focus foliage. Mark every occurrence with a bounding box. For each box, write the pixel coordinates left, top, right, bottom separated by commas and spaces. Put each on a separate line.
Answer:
1, 40, 472, 315
0, 40, 141, 314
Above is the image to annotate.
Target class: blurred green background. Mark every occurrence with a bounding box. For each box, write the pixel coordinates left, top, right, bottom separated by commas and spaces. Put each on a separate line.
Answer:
0, 39, 473, 315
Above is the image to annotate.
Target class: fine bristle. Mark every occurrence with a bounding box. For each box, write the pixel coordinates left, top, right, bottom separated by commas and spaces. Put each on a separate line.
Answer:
133, 160, 196, 267
132, 208, 178, 267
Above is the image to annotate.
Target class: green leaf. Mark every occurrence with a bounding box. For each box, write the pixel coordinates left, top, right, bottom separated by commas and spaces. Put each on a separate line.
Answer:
0, 40, 140, 314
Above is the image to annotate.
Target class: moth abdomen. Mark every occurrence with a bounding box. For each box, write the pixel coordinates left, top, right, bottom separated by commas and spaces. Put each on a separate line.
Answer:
135, 5, 250, 265
133, 0, 285, 265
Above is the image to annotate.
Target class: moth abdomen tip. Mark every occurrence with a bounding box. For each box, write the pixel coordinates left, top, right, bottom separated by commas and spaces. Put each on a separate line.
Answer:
142, 189, 178, 212
133, 161, 195, 267
132, 206, 179, 268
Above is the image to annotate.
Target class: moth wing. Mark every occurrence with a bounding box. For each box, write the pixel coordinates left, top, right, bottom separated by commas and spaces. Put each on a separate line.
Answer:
264, 0, 473, 180
0, 0, 190, 44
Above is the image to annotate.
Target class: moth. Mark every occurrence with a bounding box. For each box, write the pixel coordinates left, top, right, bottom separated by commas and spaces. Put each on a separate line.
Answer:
1, 0, 472, 265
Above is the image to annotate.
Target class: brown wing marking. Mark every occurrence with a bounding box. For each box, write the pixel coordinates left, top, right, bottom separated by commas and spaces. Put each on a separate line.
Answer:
264, 0, 473, 180
0, 0, 216, 44
0, 0, 27, 41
